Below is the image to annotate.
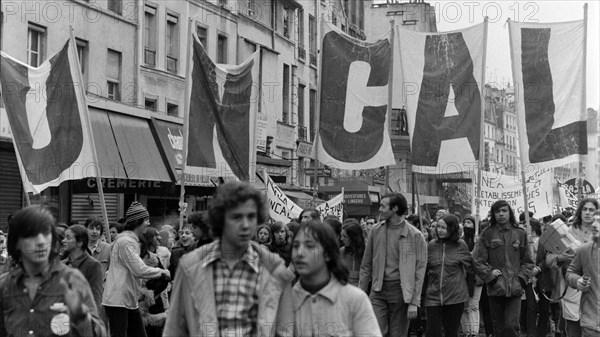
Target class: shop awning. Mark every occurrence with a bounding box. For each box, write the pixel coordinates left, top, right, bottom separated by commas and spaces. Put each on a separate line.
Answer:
89, 107, 172, 182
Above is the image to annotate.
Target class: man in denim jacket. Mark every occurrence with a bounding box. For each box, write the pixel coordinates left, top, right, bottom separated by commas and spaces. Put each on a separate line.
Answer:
473, 200, 533, 337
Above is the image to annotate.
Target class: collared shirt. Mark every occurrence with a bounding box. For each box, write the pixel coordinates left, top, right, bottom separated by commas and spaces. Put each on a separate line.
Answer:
204, 241, 260, 337
290, 276, 381, 337
0, 261, 106, 337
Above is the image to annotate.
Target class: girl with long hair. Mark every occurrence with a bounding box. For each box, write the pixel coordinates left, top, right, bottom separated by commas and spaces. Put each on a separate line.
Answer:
424, 214, 472, 337
276, 220, 381, 336
340, 219, 365, 286
255, 224, 272, 246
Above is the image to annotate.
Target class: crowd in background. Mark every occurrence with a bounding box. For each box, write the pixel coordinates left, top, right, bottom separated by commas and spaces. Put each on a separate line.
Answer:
0, 185, 598, 337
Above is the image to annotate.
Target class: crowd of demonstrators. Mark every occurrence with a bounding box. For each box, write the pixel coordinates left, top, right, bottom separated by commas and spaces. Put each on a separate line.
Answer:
2, 184, 598, 337
359, 193, 428, 337
0, 206, 107, 337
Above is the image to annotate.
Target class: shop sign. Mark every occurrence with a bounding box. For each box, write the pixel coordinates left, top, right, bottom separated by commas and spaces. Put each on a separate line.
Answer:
73, 178, 169, 194
297, 141, 313, 158
323, 191, 371, 205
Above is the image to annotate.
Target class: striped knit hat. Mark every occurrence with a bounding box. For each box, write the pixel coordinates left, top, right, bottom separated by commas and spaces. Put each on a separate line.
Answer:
126, 201, 149, 224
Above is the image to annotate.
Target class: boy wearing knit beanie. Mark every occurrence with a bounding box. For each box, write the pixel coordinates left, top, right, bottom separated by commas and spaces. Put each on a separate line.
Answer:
103, 201, 170, 337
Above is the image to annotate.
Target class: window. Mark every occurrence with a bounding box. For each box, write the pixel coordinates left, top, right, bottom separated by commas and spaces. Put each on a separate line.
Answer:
108, 0, 122, 15
282, 6, 292, 38
166, 13, 179, 73
167, 102, 178, 117
297, 84, 305, 127
309, 89, 317, 142
308, 15, 317, 66
282, 64, 290, 124
196, 25, 208, 51
297, 9, 304, 47
76, 39, 88, 82
144, 4, 157, 66
217, 34, 228, 64
145, 97, 158, 112
107, 49, 121, 101
27, 23, 46, 67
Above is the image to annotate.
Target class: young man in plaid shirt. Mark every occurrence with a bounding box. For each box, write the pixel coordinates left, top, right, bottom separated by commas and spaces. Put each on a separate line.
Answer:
164, 182, 293, 337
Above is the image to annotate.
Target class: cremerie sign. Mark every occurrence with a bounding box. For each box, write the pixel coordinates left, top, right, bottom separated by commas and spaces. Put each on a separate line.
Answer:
72, 178, 170, 194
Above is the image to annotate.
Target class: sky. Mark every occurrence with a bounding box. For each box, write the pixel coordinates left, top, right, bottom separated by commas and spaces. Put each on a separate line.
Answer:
374, 0, 599, 110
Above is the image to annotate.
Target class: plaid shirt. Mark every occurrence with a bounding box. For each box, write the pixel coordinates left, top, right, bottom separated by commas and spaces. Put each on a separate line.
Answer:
205, 241, 260, 337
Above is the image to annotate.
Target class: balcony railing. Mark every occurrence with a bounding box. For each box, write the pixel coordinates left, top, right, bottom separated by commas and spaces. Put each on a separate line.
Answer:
309, 51, 317, 66
298, 47, 306, 60
144, 49, 156, 66
166, 56, 178, 73
298, 125, 307, 141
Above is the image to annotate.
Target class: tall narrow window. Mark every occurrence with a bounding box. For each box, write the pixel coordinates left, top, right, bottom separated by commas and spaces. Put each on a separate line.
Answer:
108, 0, 122, 15
298, 84, 306, 141
166, 13, 179, 73
217, 34, 228, 64
297, 9, 305, 60
282, 6, 291, 38
196, 25, 208, 51
308, 15, 317, 66
309, 89, 317, 142
27, 23, 46, 67
282, 64, 290, 124
107, 49, 121, 101
76, 39, 88, 82
144, 4, 157, 66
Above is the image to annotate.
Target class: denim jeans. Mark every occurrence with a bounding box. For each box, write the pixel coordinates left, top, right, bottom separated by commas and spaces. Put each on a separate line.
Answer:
370, 280, 409, 337
488, 296, 521, 337
564, 319, 582, 337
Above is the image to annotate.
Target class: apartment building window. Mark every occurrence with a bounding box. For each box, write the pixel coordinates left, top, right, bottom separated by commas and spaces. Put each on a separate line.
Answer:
309, 89, 317, 142
144, 4, 157, 66
145, 97, 158, 112
217, 34, 228, 64
167, 102, 179, 117
308, 15, 317, 66
166, 13, 179, 73
196, 25, 208, 50
76, 39, 88, 82
297, 84, 305, 127
107, 49, 121, 101
297, 9, 305, 60
282, 6, 293, 39
27, 23, 46, 67
108, 0, 122, 15
282, 64, 290, 124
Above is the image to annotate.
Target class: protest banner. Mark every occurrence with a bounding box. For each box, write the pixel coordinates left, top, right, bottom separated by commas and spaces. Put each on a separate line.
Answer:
316, 190, 344, 222
474, 169, 554, 218
264, 170, 302, 223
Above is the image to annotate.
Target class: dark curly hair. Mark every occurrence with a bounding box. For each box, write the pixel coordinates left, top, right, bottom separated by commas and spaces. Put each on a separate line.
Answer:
382, 193, 408, 216
342, 221, 365, 257
84, 216, 104, 235
7, 205, 59, 263
207, 182, 267, 238
294, 220, 349, 284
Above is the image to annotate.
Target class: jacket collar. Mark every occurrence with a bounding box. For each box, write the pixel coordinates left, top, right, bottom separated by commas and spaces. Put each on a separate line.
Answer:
69, 251, 91, 269
292, 275, 341, 311
12, 259, 65, 284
